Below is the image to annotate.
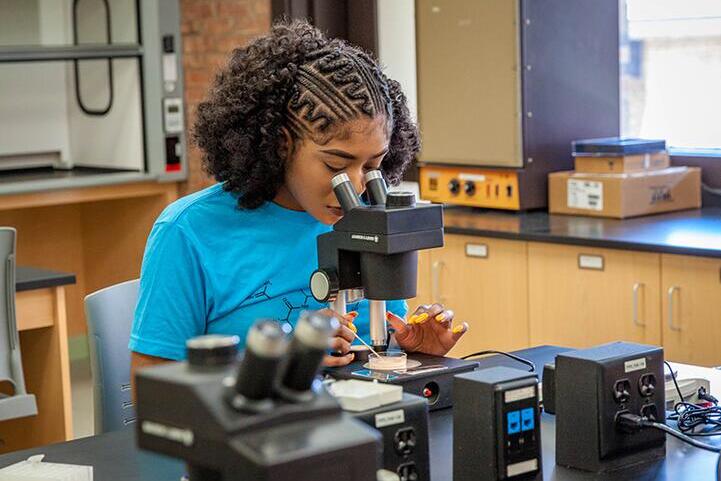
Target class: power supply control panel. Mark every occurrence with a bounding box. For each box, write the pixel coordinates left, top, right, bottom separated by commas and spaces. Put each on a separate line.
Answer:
454, 366, 542, 481
501, 384, 541, 478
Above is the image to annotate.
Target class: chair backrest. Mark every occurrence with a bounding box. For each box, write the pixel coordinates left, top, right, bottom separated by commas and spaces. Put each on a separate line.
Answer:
0, 227, 37, 421
84, 278, 139, 434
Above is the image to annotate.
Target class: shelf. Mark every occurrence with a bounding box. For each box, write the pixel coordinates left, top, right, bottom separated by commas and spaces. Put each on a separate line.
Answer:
0, 44, 143, 63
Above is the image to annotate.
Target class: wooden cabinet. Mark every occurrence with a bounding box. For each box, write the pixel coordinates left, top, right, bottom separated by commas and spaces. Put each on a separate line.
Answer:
2, 286, 72, 453
420, 235, 529, 358
662, 254, 721, 366
528, 243, 662, 349
418, 233, 718, 364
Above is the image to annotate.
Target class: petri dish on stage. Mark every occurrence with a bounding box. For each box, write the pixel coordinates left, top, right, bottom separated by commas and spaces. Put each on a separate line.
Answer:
367, 351, 407, 371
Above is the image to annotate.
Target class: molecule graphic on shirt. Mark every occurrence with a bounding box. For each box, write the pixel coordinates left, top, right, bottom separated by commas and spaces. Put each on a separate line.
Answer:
242, 281, 272, 305
280, 289, 314, 322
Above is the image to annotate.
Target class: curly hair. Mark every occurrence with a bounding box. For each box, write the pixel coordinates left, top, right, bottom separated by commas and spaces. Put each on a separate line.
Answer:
193, 19, 420, 209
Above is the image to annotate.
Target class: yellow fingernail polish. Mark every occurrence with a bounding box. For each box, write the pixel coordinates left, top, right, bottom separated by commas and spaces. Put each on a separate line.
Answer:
436, 313, 446, 321
349, 322, 357, 333
416, 313, 429, 323
452, 325, 464, 334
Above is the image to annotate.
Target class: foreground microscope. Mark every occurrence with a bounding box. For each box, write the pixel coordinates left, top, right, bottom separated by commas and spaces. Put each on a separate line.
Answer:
136, 312, 382, 481
309, 171, 477, 410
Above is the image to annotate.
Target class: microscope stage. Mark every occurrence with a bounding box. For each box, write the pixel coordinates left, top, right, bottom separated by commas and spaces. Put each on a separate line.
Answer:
326, 353, 478, 410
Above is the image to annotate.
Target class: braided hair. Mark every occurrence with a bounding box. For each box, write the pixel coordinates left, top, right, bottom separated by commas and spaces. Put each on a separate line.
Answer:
193, 19, 420, 209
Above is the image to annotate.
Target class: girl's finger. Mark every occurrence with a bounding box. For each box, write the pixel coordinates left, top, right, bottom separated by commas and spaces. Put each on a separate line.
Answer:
323, 353, 354, 367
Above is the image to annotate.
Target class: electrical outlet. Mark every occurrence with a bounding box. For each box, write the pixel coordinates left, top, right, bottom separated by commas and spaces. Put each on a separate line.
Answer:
613, 379, 631, 403
640, 403, 659, 421
394, 427, 417, 456
397, 462, 418, 481
639, 373, 656, 397
555, 342, 666, 472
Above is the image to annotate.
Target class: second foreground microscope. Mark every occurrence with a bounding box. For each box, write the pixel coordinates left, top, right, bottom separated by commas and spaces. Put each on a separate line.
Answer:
309, 171, 477, 410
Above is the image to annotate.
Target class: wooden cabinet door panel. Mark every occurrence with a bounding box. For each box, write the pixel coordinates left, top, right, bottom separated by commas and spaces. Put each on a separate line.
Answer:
431, 235, 529, 358
528, 243, 661, 349
662, 254, 721, 366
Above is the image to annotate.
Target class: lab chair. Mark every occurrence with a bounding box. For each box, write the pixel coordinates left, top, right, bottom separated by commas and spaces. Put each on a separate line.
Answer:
0, 227, 38, 421
84, 279, 139, 434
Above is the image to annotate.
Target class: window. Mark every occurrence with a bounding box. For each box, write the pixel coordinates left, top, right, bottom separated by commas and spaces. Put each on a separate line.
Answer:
620, 0, 721, 151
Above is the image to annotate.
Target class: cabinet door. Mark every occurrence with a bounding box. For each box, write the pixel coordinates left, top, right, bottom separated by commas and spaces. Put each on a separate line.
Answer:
662, 254, 721, 366
528, 243, 661, 348
428, 235, 529, 358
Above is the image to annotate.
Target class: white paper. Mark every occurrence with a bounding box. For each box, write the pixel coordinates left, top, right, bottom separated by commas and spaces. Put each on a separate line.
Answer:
0, 455, 93, 481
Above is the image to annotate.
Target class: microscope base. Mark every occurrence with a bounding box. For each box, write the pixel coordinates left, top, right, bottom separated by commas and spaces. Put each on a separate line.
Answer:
326, 353, 478, 410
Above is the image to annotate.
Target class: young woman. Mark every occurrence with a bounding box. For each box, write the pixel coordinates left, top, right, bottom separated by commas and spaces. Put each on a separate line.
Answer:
129, 19, 468, 378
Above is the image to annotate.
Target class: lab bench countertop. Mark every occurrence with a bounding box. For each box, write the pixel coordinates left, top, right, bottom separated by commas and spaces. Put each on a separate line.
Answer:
16, 266, 76, 292
1, 346, 719, 481
443, 207, 721, 259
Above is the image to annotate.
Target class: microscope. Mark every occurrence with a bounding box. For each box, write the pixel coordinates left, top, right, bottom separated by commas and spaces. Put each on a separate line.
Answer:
136, 312, 382, 481
309, 171, 478, 410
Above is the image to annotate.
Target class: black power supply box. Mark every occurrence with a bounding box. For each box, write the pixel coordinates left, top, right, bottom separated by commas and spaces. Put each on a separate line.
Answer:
555, 342, 666, 472
351, 393, 430, 481
454, 367, 542, 480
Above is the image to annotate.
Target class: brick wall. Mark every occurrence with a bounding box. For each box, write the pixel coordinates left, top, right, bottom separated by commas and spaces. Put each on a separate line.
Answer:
179, 0, 271, 195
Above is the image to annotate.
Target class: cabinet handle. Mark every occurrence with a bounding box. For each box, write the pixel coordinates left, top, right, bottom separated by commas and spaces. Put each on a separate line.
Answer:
667, 286, 682, 332
465, 243, 488, 258
431, 260, 445, 304
632, 282, 645, 327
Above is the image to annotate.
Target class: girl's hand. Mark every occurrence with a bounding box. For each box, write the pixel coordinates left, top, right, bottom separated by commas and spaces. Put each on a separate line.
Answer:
319, 309, 358, 367
385, 304, 468, 356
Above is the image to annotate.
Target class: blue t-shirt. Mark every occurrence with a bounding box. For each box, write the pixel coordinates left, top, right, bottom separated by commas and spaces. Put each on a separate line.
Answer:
129, 183, 408, 361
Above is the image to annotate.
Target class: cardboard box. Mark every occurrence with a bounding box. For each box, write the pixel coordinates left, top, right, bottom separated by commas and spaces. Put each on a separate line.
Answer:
574, 151, 670, 174
549, 167, 701, 219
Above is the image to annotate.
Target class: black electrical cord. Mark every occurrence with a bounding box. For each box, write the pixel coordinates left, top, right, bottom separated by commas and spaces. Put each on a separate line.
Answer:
670, 401, 721, 436
665, 360, 684, 403
460, 350, 536, 373
647, 420, 721, 453
617, 413, 721, 453
664, 361, 721, 436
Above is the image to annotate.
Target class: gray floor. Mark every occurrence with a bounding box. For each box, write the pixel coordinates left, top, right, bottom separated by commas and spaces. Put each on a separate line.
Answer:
70, 357, 94, 439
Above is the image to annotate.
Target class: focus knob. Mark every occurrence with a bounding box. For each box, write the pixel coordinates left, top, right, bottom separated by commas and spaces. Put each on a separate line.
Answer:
448, 179, 460, 195
310, 268, 339, 302
186, 334, 240, 368
386, 191, 416, 209
464, 181, 476, 195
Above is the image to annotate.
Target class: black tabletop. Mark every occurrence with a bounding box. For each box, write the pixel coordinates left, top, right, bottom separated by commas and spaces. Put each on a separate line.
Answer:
16, 266, 76, 292
443, 207, 721, 259
3, 347, 720, 480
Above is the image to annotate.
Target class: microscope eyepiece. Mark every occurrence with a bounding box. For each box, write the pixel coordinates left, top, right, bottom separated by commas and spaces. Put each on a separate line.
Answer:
278, 311, 339, 398
233, 319, 290, 402
364, 170, 388, 206
246, 319, 291, 358
331, 173, 362, 213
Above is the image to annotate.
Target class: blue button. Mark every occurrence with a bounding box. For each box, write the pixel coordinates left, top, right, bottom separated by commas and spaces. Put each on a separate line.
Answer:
521, 407, 535, 431
507, 411, 521, 434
